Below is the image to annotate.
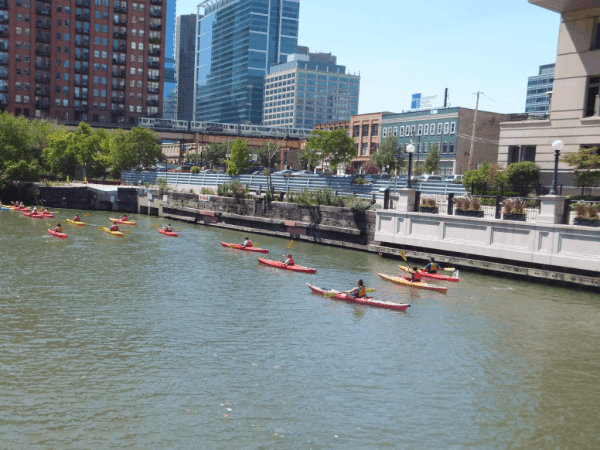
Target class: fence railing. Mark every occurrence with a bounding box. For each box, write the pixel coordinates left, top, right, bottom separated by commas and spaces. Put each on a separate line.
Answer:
121, 171, 467, 199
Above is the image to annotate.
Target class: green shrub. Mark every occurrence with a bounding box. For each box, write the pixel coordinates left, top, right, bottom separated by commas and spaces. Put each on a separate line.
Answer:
201, 187, 215, 195
156, 177, 169, 192
217, 183, 229, 196
190, 166, 202, 174
353, 177, 368, 185
504, 161, 541, 187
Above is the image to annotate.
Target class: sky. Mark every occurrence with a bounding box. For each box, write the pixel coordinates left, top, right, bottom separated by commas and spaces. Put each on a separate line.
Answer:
176, 0, 560, 115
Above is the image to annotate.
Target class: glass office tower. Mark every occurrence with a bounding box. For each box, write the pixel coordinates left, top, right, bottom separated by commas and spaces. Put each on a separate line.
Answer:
195, 0, 300, 123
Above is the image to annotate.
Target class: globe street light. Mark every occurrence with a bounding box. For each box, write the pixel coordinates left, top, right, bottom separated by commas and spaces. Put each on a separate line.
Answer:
406, 143, 415, 189
550, 139, 564, 195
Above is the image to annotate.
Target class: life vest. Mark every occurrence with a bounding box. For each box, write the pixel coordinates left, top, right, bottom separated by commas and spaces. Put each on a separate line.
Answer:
413, 272, 422, 282
430, 263, 438, 271
287, 257, 294, 265
356, 286, 366, 297
244, 240, 252, 247
74, 217, 80, 221
55, 227, 62, 232
110, 226, 118, 231
122, 217, 129, 222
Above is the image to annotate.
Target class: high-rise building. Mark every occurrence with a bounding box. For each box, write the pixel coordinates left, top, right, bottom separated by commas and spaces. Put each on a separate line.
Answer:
262, 51, 360, 128
194, 0, 300, 124
525, 63, 554, 115
0, 0, 167, 123
174, 13, 196, 120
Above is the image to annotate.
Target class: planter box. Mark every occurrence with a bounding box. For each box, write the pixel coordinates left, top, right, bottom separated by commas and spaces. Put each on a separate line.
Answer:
419, 206, 438, 214
503, 213, 526, 222
455, 209, 484, 218
574, 218, 600, 227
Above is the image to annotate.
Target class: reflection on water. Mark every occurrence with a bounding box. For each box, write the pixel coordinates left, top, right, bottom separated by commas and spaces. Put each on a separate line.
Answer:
1, 209, 599, 449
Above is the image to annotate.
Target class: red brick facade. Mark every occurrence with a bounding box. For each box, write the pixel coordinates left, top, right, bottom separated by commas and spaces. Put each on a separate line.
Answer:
0, 0, 165, 123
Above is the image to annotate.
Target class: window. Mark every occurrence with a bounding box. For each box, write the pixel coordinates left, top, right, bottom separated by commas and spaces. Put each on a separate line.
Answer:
442, 142, 448, 153
393, 126, 398, 137
25, 14, 30, 22
15, 95, 21, 102
449, 142, 455, 154
63, 86, 69, 94
94, 50, 100, 58
16, 27, 22, 35
437, 123, 443, 135
56, 32, 61, 40
16, 13, 22, 21
411, 125, 416, 137
16, 54, 21, 62
431, 123, 436, 135
130, 67, 135, 75
424, 124, 429, 135
450, 122, 456, 134
352, 125, 359, 137
139, 43, 144, 50
382, 127, 388, 138
522, 146, 536, 162
585, 76, 600, 117
398, 126, 404, 137
593, 17, 600, 50
443, 122, 450, 134
131, 42, 136, 50
417, 124, 423, 136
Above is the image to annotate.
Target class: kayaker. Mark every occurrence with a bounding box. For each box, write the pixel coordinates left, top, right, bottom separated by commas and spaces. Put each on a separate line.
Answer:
32, 207, 38, 214
42, 208, 50, 214
423, 258, 443, 274
350, 279, 367, 298
164, 224, 174, 232
110, 223, 119, 232
242, 236, 252, 247
53, 223, 62, 233
122, 214, 129, 222
282, 253, 294, 266
73, 213, 81, 222
407, 266, 422, 283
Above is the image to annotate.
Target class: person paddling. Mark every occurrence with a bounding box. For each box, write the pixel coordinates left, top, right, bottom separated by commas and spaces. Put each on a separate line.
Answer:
53, 223, 62, 233
164, 224, 174, 232
110, 223, 119, 232
122, 214, 129, 222
406, 266, 422, 283
282, 253, 294, 266
242, 236, 252, 247
42, 208, 50, 214
73, 213, 81, 222
349, 279, 367, 298
423, 258, 442, 274
32, 207, 38, 214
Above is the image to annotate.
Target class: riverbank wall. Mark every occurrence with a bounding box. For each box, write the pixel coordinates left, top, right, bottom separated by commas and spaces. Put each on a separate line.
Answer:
35, 185, 138, 212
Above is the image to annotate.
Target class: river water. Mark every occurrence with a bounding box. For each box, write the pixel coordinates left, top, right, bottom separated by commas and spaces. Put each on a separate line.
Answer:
1, 209, 599, 449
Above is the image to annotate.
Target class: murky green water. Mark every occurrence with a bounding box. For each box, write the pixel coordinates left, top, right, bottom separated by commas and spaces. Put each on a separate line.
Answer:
1, 209, 599, 449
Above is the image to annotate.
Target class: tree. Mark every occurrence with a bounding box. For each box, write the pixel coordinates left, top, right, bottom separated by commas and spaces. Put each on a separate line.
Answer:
561, 147, 600, 187
343, 163, 357, 175
463, 163, 506, 192
108, 127, 161, 178
202, 143, 228, 169
363, 162, 380, 175
304, 128, 357, 172
504, 161, 541, 187
226, 137, 250, 175
370, 136, 403, 173
190, 166, 202, 174
257, 141, 281, 192
423, 144, 441, 174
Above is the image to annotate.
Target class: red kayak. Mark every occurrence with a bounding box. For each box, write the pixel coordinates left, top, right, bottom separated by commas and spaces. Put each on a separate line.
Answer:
398, 265, 459, 282
16, 207, 31, 212
306, 284, 410, 312
23, 212, 44, 219
48, 229, 67, 239
221, 242, 269, 254
158, 228, 179, 237
258, 258, 316, 274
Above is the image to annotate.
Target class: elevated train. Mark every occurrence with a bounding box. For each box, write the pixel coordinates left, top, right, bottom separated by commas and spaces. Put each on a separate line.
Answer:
139, 118, 313, 140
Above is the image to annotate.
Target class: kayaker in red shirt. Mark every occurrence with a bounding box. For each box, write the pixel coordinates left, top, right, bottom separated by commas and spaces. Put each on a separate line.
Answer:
350, 279, 367, 298
110, 224, 119, 232
242, 236, 252, 247
122, 215, 129, 222
73, 213, 81, 222
42, 208, 50, 214
406, 266, 422, 283
53, 224, 62, 233
282, 254, 294, 266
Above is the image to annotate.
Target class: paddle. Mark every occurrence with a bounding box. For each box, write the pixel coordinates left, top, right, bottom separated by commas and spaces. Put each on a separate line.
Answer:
324, 288, 376, 298
280, 239, 294, 261
84, 214, 90, 217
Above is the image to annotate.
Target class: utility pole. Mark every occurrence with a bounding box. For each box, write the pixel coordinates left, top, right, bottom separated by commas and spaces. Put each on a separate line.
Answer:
468, 91, 483, 171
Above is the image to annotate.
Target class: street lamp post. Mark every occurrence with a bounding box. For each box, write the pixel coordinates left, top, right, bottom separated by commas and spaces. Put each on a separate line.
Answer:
406, 143, 415, 189
550, 140, 564, 195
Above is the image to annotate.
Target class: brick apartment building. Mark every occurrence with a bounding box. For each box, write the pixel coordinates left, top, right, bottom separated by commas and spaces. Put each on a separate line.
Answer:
0, 0, 166, 124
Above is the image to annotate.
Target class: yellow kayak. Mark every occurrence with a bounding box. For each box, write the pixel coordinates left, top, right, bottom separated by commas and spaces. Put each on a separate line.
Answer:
378, 273, 448, 293
109, 218, 136, 225
66, 219, 86, 226
102, 227, 124, 237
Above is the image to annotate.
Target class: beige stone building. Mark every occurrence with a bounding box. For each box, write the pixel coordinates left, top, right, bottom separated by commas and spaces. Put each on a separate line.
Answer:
498, 0, 600, 184
350, 112, 388, 170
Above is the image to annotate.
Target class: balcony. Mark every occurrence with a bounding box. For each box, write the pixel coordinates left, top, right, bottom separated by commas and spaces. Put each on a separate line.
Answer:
113, 5, 127, 12
0, 14, 7, 23
147, 99, 159, 106
76, 40, 89, 48
35, 91, 50, 97
114, 19, 127, 25
35, 62, 50, 69
0, 71, 7, 78
0, 29, 7, 37
35, 101, 50, 109
35, 75, 50, 83
149, 49, 161, 56
0, 84, 7, 91
74, 93, 88, 99
147, 87, 159, 93
113, 45, 126, 52
35, 34, 51, 42
148, 61, 160, 68
75, 66, 89, 73
112, 70, 126, 78
75, 28, 89, 34
76, 14, 90, 21
0, 0, 8, 10
113, 31, 127, 39
149, 10, 162, 17
35, 47, 50, 56
36, 7, 51, 15
76, 0, 90, 6
149, 23, 161, 30
36, 21, 51, 29
0, 58, 7, 65
111, 108, 125, 115
112, 58, 126, 65
112, 84, 125, 90
148, 75, 160, 81
74, 105, 88, 112
111, 97, 125, 103
75, 53, 89, 61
